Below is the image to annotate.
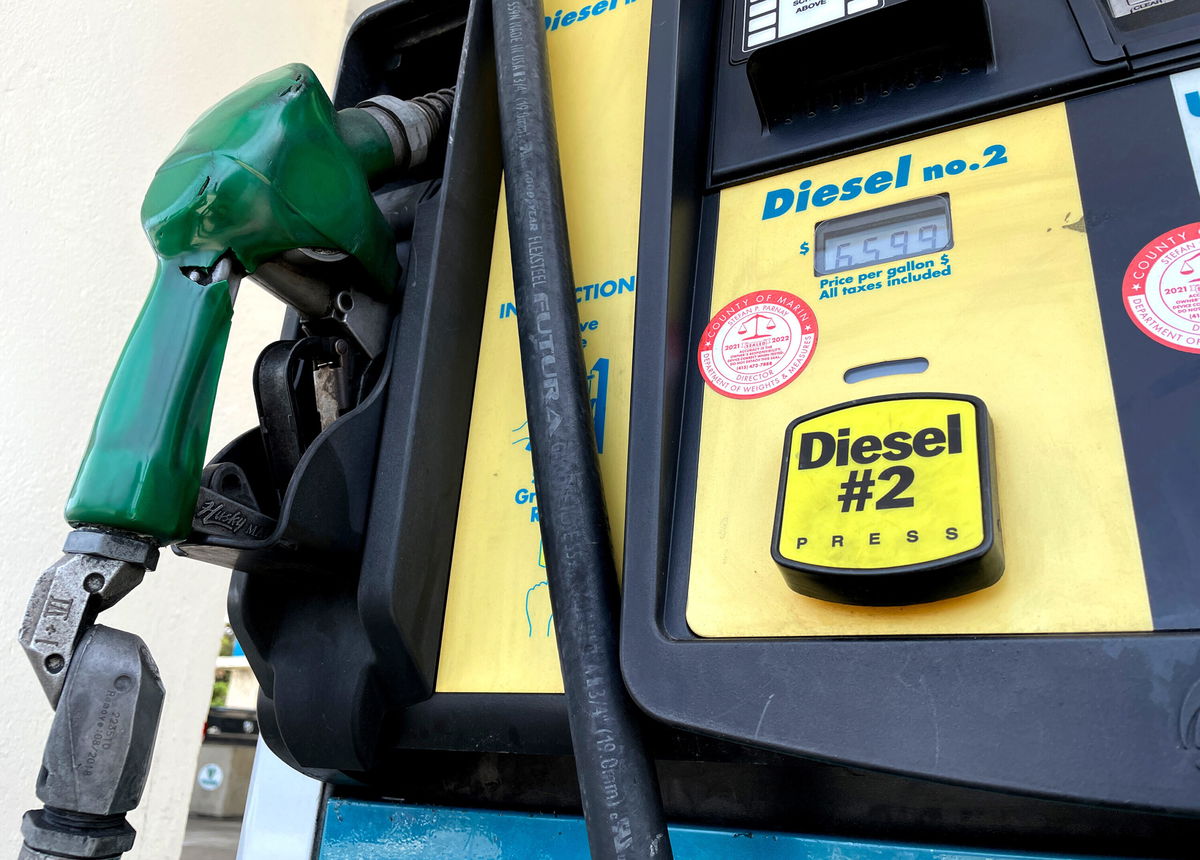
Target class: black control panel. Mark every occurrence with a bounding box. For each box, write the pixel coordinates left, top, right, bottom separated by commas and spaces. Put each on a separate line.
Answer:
711, 0, 1200, 184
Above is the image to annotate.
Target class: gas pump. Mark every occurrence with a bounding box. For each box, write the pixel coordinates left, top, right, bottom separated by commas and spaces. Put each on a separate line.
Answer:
17, 0, 1200, 857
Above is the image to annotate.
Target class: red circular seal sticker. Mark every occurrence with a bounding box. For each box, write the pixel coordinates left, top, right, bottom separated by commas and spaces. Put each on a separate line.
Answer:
697, 291, 818, 399
1123, 223, 1200, 353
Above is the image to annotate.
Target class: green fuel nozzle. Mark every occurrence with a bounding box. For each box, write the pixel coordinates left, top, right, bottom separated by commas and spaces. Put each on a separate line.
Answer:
64, 64, 452, 543
19, 64, 453, 860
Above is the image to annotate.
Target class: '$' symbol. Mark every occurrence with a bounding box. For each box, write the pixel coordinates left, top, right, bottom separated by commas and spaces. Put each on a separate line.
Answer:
799, 242, 810, 256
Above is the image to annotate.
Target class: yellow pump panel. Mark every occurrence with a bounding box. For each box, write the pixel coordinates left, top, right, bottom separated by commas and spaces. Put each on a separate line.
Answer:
436, 0, 652, 694
687, 104, 1153, 638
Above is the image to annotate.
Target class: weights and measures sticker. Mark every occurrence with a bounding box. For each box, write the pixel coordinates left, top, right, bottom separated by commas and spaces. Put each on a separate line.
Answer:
771, 394, 1003, 606
697, 291, 818, 399
1123, 223, 1200, 353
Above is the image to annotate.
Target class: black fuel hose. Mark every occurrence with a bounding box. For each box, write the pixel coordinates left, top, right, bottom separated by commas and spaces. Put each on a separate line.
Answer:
489, 1, 673, 858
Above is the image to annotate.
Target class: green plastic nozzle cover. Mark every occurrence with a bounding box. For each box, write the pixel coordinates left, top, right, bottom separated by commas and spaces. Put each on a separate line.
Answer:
66, 64, 397, 543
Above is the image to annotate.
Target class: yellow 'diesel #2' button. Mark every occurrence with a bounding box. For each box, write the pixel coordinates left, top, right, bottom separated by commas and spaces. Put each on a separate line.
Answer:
771, 394, 1003, 606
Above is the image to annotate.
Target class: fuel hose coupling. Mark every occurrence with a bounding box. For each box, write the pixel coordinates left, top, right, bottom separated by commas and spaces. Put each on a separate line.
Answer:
19, 625, 164, 860
356, 88, 455, 171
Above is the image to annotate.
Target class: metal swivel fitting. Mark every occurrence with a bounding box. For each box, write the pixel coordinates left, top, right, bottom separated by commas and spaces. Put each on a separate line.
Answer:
356, 88, 456, 171
18, 530, 164, 860
20, 626, 164, 859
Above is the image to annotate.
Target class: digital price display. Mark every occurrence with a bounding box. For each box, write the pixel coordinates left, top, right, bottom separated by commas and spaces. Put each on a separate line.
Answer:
814, 195, 953, 276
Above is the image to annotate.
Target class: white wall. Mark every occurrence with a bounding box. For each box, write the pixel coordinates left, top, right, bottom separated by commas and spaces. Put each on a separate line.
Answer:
346, 1, 382, 23
0, 1, 362, 856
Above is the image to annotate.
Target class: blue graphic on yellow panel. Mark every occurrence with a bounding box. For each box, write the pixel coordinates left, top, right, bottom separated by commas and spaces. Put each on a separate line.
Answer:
525, 580, 553, 638
587, 357, 609, 454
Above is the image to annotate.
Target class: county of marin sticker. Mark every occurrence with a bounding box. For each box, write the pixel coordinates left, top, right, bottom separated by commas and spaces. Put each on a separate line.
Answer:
698, 291, 818, 399
1124, 223, 1200, 353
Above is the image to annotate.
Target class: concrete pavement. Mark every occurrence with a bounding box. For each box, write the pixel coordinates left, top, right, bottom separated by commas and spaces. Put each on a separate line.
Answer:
181, 815, 241, 860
